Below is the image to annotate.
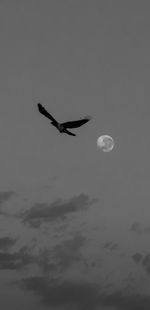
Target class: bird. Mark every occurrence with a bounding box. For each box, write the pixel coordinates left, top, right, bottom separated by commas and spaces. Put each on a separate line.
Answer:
37, 103, 91, 136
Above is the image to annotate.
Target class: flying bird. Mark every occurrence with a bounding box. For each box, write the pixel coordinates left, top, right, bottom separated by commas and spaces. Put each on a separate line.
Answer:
37, 103, 91, 136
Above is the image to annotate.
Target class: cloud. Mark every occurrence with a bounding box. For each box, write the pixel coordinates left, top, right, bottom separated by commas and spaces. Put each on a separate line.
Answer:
132, 253, 150, 276
132, 253, 143, 264
142, 254, 150, 275
21, 276, 99, 310
103, 241, 119, 251
36, 248, 56, 274
21, 194, 97, 227
0, 237, 16, 251
130, 222, 142, 234
0, 231, 87, 274
0, 191, 14, 207
0, 246, 33, 270
34, 233, 87, 275
52, 234, 86, 272
20, 276, 150, 310
99, 291, 150, 310
130, 222, 150, 235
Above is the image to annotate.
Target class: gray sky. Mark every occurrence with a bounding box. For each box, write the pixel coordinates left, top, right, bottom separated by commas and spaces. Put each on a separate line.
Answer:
1, 0, 150, 309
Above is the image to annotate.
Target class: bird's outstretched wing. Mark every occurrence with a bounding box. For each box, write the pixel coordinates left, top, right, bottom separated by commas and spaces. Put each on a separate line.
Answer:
62, 117, 91, 129
37, 103, 58, 125
64, 129, 76, 136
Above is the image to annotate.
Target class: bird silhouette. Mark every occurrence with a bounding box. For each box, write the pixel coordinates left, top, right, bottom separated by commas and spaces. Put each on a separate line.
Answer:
37, 103, 91, 136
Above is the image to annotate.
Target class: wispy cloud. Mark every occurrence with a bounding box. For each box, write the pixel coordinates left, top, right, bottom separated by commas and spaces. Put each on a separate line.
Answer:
0, 230, 87, 275
0, 246, 33, 270
21, 194, 98, 228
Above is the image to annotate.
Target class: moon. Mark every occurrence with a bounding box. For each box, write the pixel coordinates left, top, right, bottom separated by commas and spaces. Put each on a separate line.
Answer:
97, 135, 114, 152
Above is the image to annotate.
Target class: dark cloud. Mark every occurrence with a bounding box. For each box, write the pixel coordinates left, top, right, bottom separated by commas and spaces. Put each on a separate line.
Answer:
99, 291, 150, 310
36, 248, 56, 274
20, 276, 150, 310
142, 254, 150, 275
130, 222, 142, 234
52, 234, 86, 272
103, 241, 119, 251
0, 191, 14, 207
132, 253, 143, 264
0, 237, 16, 251
21, 194, 98, 227
0, 246, 33, 270
132, 253, 150, 276
130, 222, 150, 235
35, 233, 87, 275
0, 232, 87, 274
21, 276, 99, 310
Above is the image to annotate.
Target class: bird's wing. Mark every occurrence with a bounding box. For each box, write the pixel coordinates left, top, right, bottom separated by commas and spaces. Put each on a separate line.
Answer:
37, 103, 58, 124
64, 129, 76, 136
62, 117, 91, 129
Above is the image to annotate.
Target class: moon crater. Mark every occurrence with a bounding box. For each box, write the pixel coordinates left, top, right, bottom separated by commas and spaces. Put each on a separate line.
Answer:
97, 135, 114, 152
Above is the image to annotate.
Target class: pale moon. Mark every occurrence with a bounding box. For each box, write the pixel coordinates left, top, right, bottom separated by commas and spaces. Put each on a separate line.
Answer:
97, 135, 114, 152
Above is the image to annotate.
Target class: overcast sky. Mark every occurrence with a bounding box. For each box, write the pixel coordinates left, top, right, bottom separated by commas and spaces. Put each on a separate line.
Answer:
1, 0, 150, 309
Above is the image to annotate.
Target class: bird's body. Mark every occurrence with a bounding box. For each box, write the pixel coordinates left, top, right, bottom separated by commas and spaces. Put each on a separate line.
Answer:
57, 123, 65, 132
37, 103, 91, 136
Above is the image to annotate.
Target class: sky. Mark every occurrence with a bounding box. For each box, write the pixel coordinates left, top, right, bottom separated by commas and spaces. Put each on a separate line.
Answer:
1, 0, 150, 309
